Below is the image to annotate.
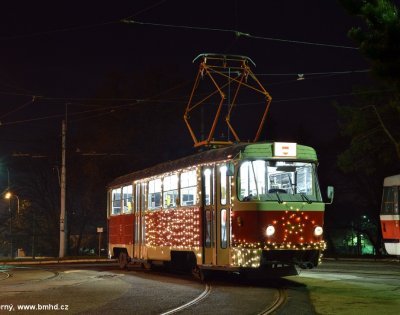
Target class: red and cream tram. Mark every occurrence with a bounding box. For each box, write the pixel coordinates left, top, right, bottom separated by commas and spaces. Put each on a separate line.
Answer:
107, 142, 333, 277
380, 175, 400, 256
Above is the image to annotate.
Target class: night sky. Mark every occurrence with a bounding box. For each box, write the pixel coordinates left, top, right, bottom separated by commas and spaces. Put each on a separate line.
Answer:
0, 1, 373, 181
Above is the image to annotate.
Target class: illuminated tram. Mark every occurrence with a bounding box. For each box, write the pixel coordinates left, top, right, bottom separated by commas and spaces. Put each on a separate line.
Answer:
107, 142, 334, 277
380, 175, 400, 256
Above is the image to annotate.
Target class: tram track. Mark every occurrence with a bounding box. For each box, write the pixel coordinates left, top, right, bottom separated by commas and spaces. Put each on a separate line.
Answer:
160, 283, 212, 315
158, 279, 287, 315
0, 270, 11, 280
0, 266, 59, 283
258, 288, 287, 315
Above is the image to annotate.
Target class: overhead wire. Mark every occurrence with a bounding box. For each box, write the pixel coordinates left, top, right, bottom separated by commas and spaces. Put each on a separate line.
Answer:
0, 97, 36, 120
125, 0, 169, 19
0, 78, 192, 126
1, 87, 394, 127
0, 102, 137, 126
0, 1, 167, 41
256, 69, 371, 76
0, 68, 370, 102
122, 19, 359, 50
0, 2, 374, 128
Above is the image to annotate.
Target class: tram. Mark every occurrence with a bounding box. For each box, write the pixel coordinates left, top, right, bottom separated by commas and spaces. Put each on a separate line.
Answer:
380, 175, 400, 255
107, 142, 334, 277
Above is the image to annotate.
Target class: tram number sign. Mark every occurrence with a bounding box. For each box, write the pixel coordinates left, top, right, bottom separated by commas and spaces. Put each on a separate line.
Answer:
274, 142, 297, 157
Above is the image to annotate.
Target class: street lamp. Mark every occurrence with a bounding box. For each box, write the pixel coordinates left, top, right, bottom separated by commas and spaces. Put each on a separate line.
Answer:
4, 191, 20, 258
5, 191, 20, 214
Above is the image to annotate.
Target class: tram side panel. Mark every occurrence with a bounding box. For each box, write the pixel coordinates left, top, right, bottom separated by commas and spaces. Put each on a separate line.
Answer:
380, 214, 400, 255
108, 214, 135, 258
145, 207, 202, 261
380, 179, 400, 256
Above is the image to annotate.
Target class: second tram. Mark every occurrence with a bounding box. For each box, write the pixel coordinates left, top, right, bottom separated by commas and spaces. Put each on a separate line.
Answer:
107, 142, 333, 277
380, 175, 400, 256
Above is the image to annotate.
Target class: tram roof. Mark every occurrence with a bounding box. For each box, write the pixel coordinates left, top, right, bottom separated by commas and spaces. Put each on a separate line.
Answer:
383, 174, 400, 186
108, 142, 317, 187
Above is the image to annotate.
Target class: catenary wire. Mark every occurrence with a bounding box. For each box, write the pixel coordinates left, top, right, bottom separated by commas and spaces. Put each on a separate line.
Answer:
122, 19, 359, 50
0, 97, 36, 119
0, 88, 394, 127
0, 68, 370, 101
125, 0, 169, 19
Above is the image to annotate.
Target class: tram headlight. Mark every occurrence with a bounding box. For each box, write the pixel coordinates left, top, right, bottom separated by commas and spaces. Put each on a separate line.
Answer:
266, 225, 275, 237
314, 226, 323, 236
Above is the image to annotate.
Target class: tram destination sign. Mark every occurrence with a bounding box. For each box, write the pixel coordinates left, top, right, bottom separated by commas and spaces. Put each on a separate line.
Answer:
273, 142, 297, 157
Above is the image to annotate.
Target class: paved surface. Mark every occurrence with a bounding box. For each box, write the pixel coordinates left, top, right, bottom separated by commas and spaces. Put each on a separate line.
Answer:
1, 259, 398, 314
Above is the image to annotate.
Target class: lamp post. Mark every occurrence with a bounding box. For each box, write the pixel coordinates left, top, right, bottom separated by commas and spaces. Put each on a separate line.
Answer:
4, 191, 19, 258
5, 192, 20, 214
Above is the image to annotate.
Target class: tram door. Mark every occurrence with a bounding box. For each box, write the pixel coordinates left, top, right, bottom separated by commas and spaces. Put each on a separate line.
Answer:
202, 167, 215, 265
202, 164, 231, 266
215, 164, 230, 265
134, 183, 147, 259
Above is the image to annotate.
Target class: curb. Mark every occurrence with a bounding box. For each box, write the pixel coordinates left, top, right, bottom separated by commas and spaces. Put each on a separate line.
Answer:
0, 258, 116, 266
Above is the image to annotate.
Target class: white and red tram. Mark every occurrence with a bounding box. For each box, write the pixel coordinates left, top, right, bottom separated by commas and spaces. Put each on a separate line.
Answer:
107, 142, 333, 277
380, 175, 400, 256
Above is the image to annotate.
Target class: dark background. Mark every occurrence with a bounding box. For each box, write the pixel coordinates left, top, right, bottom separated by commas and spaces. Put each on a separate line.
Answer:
0, 0, 387, 256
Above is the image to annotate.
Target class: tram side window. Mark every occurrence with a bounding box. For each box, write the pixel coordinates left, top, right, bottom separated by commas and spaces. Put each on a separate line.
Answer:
381, 187, 399, 215
122, 185, 133, 214
220, 165, 227, 205
111, 188, 122, 215
204, 168, 213, 206
220, 209, 228, 248
141, 182, 147, 243
148, 179, 162, 210
205, 210, 212, 247
181, 170, 197, 206
163, 174, 178, 208
135, 184, 140, 212
141, 182, 147, 211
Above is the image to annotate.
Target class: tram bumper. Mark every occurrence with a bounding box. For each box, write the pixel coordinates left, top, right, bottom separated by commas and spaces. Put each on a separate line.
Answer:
260, 249, 320, 269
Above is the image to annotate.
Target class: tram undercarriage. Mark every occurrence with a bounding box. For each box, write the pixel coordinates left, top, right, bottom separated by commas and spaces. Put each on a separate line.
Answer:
113, 246, 321, 280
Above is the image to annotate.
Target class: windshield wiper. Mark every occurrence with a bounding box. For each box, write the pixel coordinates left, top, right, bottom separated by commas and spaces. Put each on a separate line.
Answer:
275, 191, 283, 204
300, 193, 312, 204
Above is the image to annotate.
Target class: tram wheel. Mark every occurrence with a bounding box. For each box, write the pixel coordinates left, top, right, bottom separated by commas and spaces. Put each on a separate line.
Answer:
141, 261, 152, 270
192, 265, 207, 282
118, 252, 128, 269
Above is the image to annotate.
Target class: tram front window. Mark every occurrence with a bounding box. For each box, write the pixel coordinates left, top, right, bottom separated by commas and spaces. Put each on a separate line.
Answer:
238, 160, 322, 202
381, 187, 399, 215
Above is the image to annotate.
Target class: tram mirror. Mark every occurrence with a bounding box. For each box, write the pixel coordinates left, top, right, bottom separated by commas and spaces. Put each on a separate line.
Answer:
327, 186, 334, 204
226, 162, 234, 176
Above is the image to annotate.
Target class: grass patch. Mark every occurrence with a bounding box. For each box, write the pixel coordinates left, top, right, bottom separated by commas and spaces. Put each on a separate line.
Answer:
287, 275, 400, 315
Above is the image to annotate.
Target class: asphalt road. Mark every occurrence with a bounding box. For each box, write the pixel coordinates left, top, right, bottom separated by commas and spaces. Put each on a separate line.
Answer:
0, 259, 399, 314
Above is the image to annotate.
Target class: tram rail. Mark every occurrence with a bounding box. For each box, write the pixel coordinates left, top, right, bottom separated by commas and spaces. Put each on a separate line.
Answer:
0, 266, 59, 282
258, 288, 287, 315
160, 283, 212, 315
0, 270, 11, 280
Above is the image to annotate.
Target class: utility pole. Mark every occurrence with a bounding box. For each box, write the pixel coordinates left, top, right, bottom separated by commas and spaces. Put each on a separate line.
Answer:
59, 120, 67, 258
7, 169, 13, 258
